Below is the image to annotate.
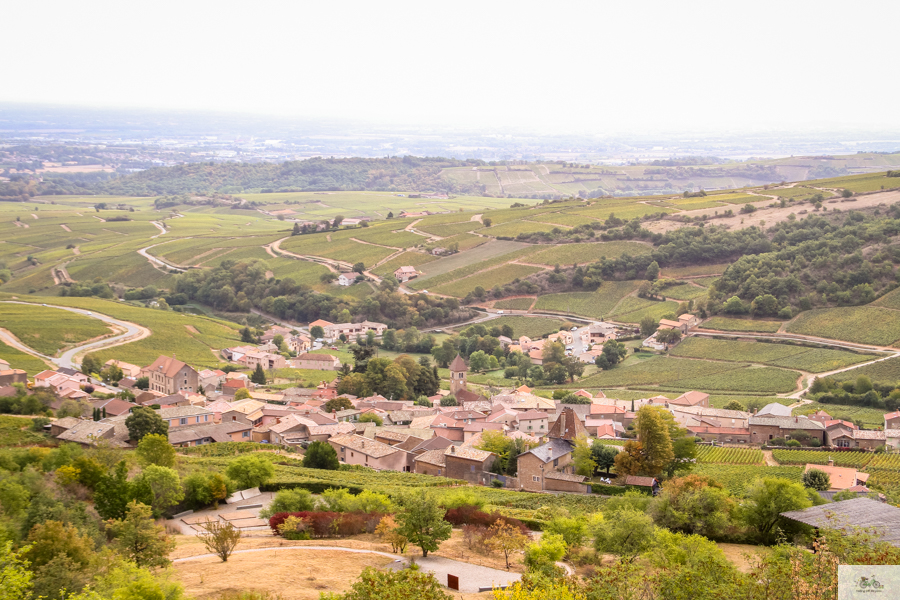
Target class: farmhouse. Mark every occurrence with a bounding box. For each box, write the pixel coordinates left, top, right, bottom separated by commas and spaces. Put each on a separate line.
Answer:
749, 415, 825, 445
657, 318, 686, 333
336, 273, 356, 286
158, 405, 214, 428
144, 355, 199, 395
443, 445, 497, 485
516, 438, 587, 493
0, 368, 27, 386
828, 428, 886, 450
329, 434, 409, 471
884, 411, 900, 430
238, 351, 286, 370
667, 390, 710, 409
515, 410, 550, 435
104, 359, 142, 379
393, 266, 418, 282
292, 353, 342, 370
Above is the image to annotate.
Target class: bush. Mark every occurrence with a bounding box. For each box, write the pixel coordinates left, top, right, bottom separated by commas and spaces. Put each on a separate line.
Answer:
259, 488, 316, 519
786, 439, 802, 447
443, 506, 527, 532
268, 511, 384, 538
226, 455, 275, 489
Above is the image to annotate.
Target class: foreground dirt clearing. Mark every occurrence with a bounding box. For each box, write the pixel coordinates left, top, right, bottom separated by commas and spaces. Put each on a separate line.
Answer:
718, 543, 768, 572
175, 548, 395, 599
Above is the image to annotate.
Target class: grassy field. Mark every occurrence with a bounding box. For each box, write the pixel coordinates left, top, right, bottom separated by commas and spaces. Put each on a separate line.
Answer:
660, 264, 730, 278
492, 297, 534, 310
804, 172, 900, 194
692, 464, 804, 496
701, 317, 782, 333
472, 316, 571, 339
0, 415, 55, 447
786, 307, 900, 346
670, 337, 873, 373
660, 283, 707, 301
0, 295, 240, 369
478, 220, 557, 238
665, 365, 799, 393
408, 244, 537, 290
0, 340, 52, 376
873, 287, 900, 310
528, 242, 652, 266
416, 221, 481, 237
0, 303, 113, 356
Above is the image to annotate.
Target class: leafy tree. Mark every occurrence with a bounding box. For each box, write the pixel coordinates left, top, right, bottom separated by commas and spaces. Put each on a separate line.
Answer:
738, 478, 812, 543
320, 566, 451, 600
259, 488, 316, 518
135, 433, 176, 468
352, 262, 365, 274
310, 325, 325, 339
240, 326, 255, 343
486, 520, 528, 569
856, 375, 874, 394
633, 406, 674, 477
656, 328, 682, 345
572, 435, 597, 477
134, 376, 150, 390
649, 475, 733, 537
80, 353, 101, 376
182, 472, 231, 509
0, 541, 33, 600
439, 396, 458, 407
468, 350, 489, 372
358, 412, 383, 426
591, 443, 619, 475
226, 454, 275, 488
545, 516, 588, 548
250, 363, 267, 385
233, 387, 251, 400
593, 508, 656, 561
523, 532, 567, 576
802, 468, 831, 491
640, 316, 658, 337
303, 441, 341, 471
108, 501, 175, 568
646, 260, 660, 281
100, 364, 124, 384
139, 465, 184, 516
482, 217, 493, 227
197, 519, 241, 562
396, 491, 452, 557
323, 397, 354, 413
125, 407, 167, 443
722, 296, 746, 314
292, 222, 301, 235
94, 460, 138, 520
722, 400, 745, 411
24, 520, 94, 572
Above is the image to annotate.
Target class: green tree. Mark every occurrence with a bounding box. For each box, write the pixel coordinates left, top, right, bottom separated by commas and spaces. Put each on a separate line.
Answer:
240, 326, 255, 343
649, 475, 733, 537
233, 387, 251, 400
259, 488, 316, 519
226, 454, 275, 489
656, 328, 682, 345
634, 406, 674, 477
545, 516, 588, 548
640, 316, 658, 337
468, 350, 489, 372
572, 435, 597, 477
352, 262, 365, 274
134, 376, 150, 390
135, 433, 176, 468
197, 519, 241, 562
722, 296, 746, 314
80, 353, 101, 376
523, 532, 567, 576
108, 501, 175, 568
182, 472, 231, 509
94, 460, 137, 520
100, 364, 124, 384
125, 407, 168, 443
310, 325, 325, 339
24, 520, 94, 572
0, 541, 33, 600
439, 396, 458, 407
591, 443, 619, 475
856, 375, 874, 394
482, 217, 492, 227
646, 260, 660, 281
358, 412, 383, 426
593, 508, 656, 561
738, 478, 812, 543
722, 400, 745, 411
323, 397, 354, 413
802, 468, 831, 491
321, 566, 451, 600
303, 441, 341, 471
139, 465, 184, 516
396, 491, 452, 557
250, 363, 267, 385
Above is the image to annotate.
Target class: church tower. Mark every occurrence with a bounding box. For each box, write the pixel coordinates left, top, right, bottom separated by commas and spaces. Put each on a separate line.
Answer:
449, 354, 467, 395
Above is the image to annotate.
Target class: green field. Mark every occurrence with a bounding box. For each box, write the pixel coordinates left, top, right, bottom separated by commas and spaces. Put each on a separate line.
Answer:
772, 449, 871, 469
786, 307, 900, 346
692, 464, 804, 496
829, 355, 900, 385
794, 402, 889, 429
408, 244, 537, 290
804, 172, 900, 194
701, 317, 782, 333
416, 221, 481, 237
371, 251, 438, 277
670, 337, 872, 373
666, 365, 799, 393
0, 303, 113, 356
534, 280, 641, 319
528, 242, 652, 266
660, 264, 730, 278
493, 297, 534, 310
695, 446, 764, 465
660, 283, 707, 301
610, 297, 680, 324
873, 287, 900, 310
478, 220, 557, 238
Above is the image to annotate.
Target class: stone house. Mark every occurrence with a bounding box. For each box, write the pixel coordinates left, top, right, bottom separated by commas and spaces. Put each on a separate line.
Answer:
144, 355, 199, 395
337, 273, 355, 286
885, 411, 900, 430
239, 351, 286, 371
444, 446, 497, 485
393, 266, 418, 282
0, 369, 27, 386
516, 410, 549, 436
748, 416, 826, 445
158, 406, 214, 429
829, 428, 886, 450
668, 390, 710, 409
516, 438, 585, 493
104, 360, 142, 379
292, 353, 341, 370
687, 425, 752, 444
328, 434, 409, 471
168, 422, 252, 447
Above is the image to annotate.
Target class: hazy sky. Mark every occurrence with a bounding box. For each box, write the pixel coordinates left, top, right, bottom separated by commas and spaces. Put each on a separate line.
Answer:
6, 0, 900, 133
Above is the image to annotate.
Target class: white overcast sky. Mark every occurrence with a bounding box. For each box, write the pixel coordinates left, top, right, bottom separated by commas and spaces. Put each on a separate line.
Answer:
5, 0, 900, 133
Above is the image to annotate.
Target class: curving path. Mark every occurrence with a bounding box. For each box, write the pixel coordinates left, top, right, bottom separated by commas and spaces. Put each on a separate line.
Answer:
0, 301, 150, 369
137, 243, 187, 273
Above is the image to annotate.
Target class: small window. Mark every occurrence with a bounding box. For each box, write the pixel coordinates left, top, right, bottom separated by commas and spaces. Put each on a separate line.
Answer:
204, 415, 208, 422
180, 418, 187, 425
532, 476, 540, 482
553, 458, 559, 467
242, 431, 250, 438
470, 465, 475, 472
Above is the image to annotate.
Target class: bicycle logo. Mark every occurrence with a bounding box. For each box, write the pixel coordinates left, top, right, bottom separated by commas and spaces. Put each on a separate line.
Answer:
856, 575, 884, 592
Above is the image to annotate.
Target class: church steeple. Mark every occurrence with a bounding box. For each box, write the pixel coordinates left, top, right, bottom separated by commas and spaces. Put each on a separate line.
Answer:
449, 354, 467, 395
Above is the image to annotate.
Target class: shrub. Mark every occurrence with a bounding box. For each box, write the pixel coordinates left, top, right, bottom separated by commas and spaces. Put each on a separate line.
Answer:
786, 439, 802, 447
268, 511, 383, 538
259, 488, 316, 519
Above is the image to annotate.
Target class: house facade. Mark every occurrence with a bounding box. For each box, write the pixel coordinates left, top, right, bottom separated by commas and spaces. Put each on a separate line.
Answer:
145, 355, 199, 395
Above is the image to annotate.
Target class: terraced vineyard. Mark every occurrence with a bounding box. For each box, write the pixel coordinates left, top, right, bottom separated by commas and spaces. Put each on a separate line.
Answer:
695, 446, 764, 465
786, 307, 900, 346
701, 317, 783, 333
692, 464, 805, 496
670, 337, 873, 373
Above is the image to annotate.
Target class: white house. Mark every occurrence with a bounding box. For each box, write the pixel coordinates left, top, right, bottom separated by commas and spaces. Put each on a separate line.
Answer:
337, 273, 356, 286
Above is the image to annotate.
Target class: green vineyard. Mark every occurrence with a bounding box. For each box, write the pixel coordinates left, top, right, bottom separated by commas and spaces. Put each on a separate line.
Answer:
771, 449, 873, 469
695, 446, 764, 465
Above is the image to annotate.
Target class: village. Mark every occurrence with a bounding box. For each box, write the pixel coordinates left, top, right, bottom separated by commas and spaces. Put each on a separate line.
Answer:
2, 311, 896, 500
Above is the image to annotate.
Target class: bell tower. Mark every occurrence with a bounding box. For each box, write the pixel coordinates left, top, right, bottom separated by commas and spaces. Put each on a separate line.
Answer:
449, 354, 467, 395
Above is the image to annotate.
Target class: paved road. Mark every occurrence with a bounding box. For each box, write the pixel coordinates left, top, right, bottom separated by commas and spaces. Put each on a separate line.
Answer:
0, 301, 150, 369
